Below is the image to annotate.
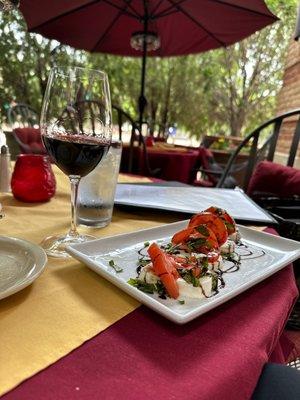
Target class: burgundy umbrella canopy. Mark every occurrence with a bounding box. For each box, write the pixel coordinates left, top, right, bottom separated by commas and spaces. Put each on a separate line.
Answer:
20, 0, 278, 125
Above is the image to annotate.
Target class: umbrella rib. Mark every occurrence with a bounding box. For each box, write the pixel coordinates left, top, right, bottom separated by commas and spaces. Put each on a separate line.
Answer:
91, 0, 133, 52
29, 0, 138, 31
153, 8, 179, 18
166, 0, 226, 47
151, 0, 188, 19
150, 0, 165, 17
102, 0, 141, 18
119, 0, 143, 19
207, 0, 278, 20
30, 0, 102, 31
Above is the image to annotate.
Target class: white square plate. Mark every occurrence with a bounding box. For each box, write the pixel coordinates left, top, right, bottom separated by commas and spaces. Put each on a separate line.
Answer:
67, 222, 300, 324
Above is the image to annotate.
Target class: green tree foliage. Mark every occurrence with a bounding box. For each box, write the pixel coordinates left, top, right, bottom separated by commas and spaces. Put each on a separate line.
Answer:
0, 12, 73, 119
195, 0, 298, 137
0, 0, 297, 139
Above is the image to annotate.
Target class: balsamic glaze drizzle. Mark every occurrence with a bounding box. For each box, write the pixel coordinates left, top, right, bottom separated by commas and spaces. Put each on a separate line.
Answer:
135, 239, 266, 300
236, 242, 266, 259
136, 244, 151, 274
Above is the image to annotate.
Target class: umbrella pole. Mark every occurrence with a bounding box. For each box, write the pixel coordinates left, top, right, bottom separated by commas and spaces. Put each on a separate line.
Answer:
138, 12, 149, 143
138, 48, 147, 137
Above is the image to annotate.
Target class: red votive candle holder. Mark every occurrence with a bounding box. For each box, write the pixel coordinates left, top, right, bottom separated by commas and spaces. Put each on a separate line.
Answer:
11, 154, 56, 202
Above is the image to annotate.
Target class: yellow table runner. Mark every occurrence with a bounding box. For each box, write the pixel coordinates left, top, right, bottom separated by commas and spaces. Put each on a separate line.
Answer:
0, 168, 178, 396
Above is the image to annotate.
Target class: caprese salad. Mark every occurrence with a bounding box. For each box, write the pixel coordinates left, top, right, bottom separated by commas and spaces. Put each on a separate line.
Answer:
128, 206, 242, 302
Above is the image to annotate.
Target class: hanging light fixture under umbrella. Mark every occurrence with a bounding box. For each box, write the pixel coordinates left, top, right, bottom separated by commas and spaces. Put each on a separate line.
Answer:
19, 0, 278, 128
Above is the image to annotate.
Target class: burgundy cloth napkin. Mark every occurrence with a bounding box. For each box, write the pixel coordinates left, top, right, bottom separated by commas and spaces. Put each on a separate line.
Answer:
2, 264, 297, 400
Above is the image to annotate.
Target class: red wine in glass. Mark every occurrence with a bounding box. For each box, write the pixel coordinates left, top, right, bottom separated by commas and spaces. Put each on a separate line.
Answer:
42, 134, 109, 177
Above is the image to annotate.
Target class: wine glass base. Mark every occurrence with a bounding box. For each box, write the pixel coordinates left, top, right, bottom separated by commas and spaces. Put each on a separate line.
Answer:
40, 233, 96, 259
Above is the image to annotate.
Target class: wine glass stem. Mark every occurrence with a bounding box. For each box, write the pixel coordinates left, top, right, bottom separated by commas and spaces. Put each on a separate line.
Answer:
69, 175, 80, 238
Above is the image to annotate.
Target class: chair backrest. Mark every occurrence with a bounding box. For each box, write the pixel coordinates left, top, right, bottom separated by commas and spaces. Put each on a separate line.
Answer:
7, 103, 39, 129
60, 99, 158, 175
13, 127, 47, 155
7, 103, 47, 155
112, 105, 159, 175
112, 104, 140, 174
195, 146, 238, 188
197, 147, 221, 186
217, 109, 300, 192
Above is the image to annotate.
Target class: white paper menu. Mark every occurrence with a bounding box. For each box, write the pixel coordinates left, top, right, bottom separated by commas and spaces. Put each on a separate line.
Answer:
115, 184, 275, 224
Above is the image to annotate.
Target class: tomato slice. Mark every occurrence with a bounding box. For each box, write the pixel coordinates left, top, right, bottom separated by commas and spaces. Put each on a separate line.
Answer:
171, 255, 187, 265
148, 242, 162, 260
160, 273, 179, 299
172, 224, 219, 253
148, 243, 179, 299
207, 251, 220, 263
172, 227, 195, 245
188, 212, 228, 246
170, 255, 196, 270
192, 266, 201, 278
205, 206, 236, 235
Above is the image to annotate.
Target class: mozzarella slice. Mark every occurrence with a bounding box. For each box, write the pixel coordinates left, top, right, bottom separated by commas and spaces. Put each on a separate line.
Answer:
210, 254, 224, 271
139, 264, 159, 284
177, 276, 212, 299
229, 230, 241, 243
192, 253, 223, 271
220, 240, 235, 254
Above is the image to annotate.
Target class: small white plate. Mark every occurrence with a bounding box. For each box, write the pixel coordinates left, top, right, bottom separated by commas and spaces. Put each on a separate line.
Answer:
67, 221, 300, 324
0, 236, 47, 300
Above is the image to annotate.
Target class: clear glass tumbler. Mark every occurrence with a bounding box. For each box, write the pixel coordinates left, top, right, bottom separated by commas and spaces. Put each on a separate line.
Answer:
77, 140, 122, 228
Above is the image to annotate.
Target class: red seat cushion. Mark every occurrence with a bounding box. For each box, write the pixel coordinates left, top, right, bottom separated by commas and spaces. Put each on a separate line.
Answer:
145, 136, 155, 147
247, 161, 300, 198
13, 128, 47, 155
193, 178, 214, 187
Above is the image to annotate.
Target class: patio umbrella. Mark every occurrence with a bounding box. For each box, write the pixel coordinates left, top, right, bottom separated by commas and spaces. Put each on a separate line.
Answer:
19, 0, 278, 127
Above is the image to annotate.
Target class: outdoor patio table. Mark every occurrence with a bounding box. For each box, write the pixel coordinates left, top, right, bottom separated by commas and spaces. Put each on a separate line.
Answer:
121, 144, 199, 183
0, 166, 298, 400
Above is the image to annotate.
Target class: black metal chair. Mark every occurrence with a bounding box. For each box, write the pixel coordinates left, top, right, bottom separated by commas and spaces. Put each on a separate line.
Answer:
216, 110, 300, 331
217, 110, 300, 241
6, 103, 46, 154
7, 103, 39, 129
112, 105, 160, 176
72, 100, 159, 176
192, 146, 244, 188
217, 109, 300, 192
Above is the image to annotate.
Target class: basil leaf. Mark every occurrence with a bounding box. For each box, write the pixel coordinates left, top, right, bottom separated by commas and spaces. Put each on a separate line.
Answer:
224, 221, 235, 231
196, 225, 209, 237
187, 238, 207, 251
108, 259, 123, 273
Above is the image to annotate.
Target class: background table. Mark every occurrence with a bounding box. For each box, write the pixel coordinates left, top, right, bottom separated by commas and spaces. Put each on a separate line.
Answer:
121, 144, 199, 183
0, 167, 298, 399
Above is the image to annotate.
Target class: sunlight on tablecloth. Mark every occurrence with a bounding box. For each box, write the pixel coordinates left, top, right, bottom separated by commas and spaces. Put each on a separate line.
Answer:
0, 168, 177, 396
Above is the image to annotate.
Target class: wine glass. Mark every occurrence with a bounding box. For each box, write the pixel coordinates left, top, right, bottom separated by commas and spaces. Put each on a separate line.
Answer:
40, 66, 112, 258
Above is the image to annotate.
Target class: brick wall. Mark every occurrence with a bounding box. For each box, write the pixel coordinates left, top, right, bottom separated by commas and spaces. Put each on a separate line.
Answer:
276, 40, 300, 160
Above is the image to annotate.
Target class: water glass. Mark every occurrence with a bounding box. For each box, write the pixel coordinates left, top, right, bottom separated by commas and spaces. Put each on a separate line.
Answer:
77, 140, 122, 227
